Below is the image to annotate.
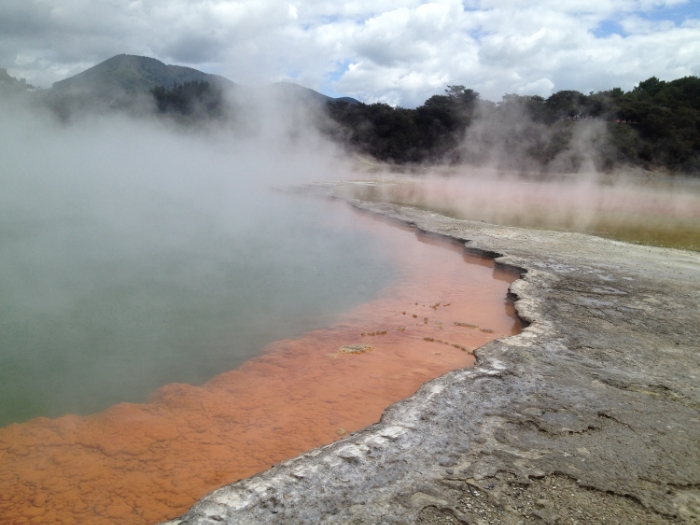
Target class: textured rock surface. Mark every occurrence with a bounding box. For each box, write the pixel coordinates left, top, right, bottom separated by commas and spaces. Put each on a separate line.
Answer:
164, 184, 700, 524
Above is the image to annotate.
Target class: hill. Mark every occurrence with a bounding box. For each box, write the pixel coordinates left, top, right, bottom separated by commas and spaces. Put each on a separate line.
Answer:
0, 68, 35, 93
51, 54, 236, 100
49, 54, 359, 106
39, 54, 359, 121
264, 82, 359, 106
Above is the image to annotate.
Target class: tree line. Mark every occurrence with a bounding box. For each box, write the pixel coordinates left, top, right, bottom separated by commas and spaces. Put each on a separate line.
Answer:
324, 76, 700, 174
3, 67, 698, 174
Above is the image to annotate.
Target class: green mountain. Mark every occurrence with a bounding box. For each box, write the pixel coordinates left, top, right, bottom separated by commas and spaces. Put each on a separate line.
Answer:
50, 54, 359, 105
51, 54, 236, 99
266, 81, 359, 106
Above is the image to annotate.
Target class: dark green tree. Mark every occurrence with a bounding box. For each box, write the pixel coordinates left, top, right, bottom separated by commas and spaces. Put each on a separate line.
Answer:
323, 77, 700, 174
151, 81, 225, 119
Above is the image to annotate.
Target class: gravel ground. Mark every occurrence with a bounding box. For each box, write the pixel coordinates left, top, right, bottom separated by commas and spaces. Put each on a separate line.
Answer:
163, 182, 700, 525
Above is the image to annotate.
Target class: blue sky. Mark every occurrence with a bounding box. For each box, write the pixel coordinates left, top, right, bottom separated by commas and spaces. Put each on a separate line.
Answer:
594, 2, 699, 37
645, 2, 699, 25
1, 0, 698, 106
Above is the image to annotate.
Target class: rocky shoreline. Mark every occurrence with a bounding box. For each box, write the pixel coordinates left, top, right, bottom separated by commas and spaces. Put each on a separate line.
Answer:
164, 183, 700, 524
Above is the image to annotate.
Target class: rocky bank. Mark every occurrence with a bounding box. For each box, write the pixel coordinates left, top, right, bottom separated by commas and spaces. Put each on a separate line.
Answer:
164, 182, 700, 524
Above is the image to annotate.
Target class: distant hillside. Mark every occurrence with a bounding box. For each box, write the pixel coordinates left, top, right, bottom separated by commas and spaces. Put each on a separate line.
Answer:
50, 54, 236, 100
265, 82, 359, 106
39, 54, 360, 121
0, 68, 35, 93
49, 54, 359, 106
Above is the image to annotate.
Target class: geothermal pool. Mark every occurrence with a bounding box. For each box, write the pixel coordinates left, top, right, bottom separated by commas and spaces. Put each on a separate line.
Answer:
0, 198, 520, 524
0, 191, 397, 426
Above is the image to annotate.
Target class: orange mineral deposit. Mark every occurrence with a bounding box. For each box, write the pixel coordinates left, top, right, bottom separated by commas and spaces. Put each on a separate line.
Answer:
0, 212, 521, 525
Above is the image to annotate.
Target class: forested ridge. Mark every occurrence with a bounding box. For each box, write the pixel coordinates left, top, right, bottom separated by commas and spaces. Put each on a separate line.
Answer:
3, 64, 699, 175
325, 76, 700, 174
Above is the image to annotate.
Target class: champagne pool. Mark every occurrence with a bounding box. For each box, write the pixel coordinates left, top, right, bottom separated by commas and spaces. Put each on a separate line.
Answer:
0, 194, 520, 524
0, 115, 520, 525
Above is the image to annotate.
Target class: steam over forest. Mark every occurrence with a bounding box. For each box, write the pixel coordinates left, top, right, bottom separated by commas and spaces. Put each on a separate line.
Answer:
2, 65, 699, 175
323, 77, 700, 174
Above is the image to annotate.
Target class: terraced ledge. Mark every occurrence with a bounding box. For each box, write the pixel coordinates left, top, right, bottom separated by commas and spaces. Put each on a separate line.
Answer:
163, 182, 700, 524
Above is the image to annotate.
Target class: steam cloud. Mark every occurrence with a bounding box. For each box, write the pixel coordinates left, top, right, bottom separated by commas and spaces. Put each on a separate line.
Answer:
459, 101, 610, 174
0, 88, 389, 425
338, 93, 700, 251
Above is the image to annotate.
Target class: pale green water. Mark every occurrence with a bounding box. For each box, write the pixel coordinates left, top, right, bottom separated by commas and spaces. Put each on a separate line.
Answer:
0, 191, 394, 427
0, 117, 395, 427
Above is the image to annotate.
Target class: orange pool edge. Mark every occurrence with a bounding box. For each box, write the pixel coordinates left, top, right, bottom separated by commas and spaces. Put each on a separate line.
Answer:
0, 215, 522, 525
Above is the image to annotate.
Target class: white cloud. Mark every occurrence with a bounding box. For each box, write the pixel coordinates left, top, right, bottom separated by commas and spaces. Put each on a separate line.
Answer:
0, 0, 697, 105
517, 78, 555, 96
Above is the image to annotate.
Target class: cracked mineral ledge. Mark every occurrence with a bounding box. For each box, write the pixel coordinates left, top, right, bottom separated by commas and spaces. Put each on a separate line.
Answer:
166, 184, 700, 525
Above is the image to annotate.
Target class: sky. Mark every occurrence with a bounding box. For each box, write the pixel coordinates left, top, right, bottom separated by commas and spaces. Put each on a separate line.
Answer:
1, 0, 698, 107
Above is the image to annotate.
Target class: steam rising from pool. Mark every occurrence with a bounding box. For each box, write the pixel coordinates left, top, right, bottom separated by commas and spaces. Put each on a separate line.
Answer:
0, 97, 389, 426
345, 170, 700, 251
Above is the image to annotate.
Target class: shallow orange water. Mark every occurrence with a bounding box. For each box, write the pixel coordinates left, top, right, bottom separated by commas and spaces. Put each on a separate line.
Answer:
0, 212, 520, 525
